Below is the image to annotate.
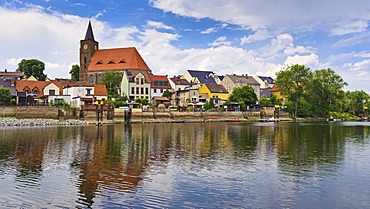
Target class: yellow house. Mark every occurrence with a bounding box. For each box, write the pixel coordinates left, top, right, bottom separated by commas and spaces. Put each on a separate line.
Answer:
270, 84, 287, 102
198, 83, 229, 106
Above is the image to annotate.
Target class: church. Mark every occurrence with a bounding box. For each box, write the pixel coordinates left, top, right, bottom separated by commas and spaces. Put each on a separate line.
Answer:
79, 20, 152, 84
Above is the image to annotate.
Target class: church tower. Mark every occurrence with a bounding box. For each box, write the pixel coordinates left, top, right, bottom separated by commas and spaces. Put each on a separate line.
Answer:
79, 20, 99, 82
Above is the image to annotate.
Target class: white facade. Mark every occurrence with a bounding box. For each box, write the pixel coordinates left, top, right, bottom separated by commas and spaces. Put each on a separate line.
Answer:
121, 71, 151, 102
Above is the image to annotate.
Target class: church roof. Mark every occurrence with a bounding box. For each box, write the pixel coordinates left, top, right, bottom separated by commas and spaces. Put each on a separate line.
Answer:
87, 47, 150, 71
84, 20, 95, 40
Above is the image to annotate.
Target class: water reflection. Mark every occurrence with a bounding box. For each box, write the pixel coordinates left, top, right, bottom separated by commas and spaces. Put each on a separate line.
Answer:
0, 122, 370, 208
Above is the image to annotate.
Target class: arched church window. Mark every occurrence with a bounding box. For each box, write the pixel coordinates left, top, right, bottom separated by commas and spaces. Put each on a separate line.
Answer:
89, 75, 94, 84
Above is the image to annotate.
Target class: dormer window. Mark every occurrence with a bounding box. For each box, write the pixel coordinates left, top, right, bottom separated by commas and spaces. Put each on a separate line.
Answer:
108, 60, 115, 64
119, 59, 126, 64
96, 60, 103, 65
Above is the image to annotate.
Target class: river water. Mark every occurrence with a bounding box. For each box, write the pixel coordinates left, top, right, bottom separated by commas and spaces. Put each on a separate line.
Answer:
0, 122, 370, 208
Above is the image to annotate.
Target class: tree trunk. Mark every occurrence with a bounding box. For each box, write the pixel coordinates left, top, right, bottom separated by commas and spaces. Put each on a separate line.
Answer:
294, 99, 298, 118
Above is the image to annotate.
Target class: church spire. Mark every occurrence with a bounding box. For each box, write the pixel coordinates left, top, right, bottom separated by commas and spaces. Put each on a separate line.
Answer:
84, 20, 95, 41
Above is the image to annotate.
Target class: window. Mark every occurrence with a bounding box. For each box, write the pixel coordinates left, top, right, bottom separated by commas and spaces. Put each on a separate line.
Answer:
131, 87, 135, 94
49, 90, 55, 96
86, 88, 92, 95
136, 78, 139, 84
145, 88, 149, 95
136, 87, 139, 94
55, 98, 64, 104
153, 81, 169, 86
141, 87, 144, 94
141, 78, 144, 84
154, 89, 157, 93
89, 75, 94, 84
160, 89, 163, 93
33, 89, 38, 94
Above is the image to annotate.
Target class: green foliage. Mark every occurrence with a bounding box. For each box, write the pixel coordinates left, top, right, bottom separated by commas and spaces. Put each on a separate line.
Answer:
346, 90, 370, 116
69, 64, 80, 81
259, 95, 272, 106
204, 98, 215, 110
55, 101, 70, 108
108, 94, 128, 107
162, 90, 171, 98
135, 98, 149, 105
306, 68, 347, 117
18, 59, 47, 81
10, 99, 16, 106
229, 85, 257, 110
275, 64, 312, 117
101, 71, 123, 95
0, 88, 12, 105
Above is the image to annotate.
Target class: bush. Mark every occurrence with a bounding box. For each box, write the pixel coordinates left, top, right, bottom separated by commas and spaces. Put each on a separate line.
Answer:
10, 99, 16, 106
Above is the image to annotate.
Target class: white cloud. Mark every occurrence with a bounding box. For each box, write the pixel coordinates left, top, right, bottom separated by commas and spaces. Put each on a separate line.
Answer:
146, 20, 175, 30
150, 0, 370, 34
283, 54, 319, 67
331, 19, 369, 36
240, 29, 270, 45
201, 27, 216, 34
209, 36, 231, 47
333, 32, 370, 47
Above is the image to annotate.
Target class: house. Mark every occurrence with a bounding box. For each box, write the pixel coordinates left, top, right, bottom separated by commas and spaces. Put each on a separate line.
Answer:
152, 96, 170, 107
148, 75, 171, 101
182, 70, 221, 85
170, 86, 200, 107
221, 74, 261, 99
270, 84, 287, 103
0, 69, 23, 98
79, 20, 151, 86
15, 76, 64, 105
254, 76, 274, 89
198, 83, 228, 107
169, 75, 191, 92
63, 84, 107, 108
121, 69, 151, 102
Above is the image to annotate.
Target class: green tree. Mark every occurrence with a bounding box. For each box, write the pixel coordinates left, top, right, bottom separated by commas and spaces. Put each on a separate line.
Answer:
259, 95, 272, 106
135, 98, 149, 105
69, 64, 79, 81
346, 90, 370, 116
275, 64, 312, 118
229, 85, 257, 110
162, 90, 171, 98
101, 71, 123, 95
18, 59, 47, 81
204, 98, 215, 110
0, 88, 13, 105
307, 68, 347, 117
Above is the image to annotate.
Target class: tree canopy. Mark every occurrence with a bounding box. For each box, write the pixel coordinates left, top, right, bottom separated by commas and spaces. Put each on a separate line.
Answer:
229, 85, 257, 110
275, 64, 312, 117
101, 71, 123, 95
0, 88, 12, 105
69, 64, 79, 81
18, 59, 47, 81
162, 90, 171, 98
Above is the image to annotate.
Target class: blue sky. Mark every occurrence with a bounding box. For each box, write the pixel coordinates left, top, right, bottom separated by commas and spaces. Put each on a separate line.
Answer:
1, 0, 370, 92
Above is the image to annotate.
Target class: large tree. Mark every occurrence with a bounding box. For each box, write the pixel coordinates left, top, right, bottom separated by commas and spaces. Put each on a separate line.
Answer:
275, 64, 312, 118
0, 88, 12, 105
307, 68, 347, 117
101, 71, 123, 95
18, 59, 47, 81
229, 85, 257, 110
346, 90, 370, 116
69, 64, 79, 81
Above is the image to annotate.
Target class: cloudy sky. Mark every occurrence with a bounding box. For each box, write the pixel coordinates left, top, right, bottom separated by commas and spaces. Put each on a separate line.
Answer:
1, 0, 370, 92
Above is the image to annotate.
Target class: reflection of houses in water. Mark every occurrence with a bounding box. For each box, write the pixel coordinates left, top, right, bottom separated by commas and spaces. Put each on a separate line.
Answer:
72, 125, 150, 207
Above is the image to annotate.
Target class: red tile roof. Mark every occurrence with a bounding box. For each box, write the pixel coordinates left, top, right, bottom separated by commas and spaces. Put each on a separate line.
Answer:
16, 80, 61, 98
94, 84, 107, 96
148, 75, 171, 89
88, 47, 150, 71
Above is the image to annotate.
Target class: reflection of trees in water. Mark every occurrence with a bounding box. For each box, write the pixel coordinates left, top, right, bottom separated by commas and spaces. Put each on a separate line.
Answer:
274, 123, 370, 175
